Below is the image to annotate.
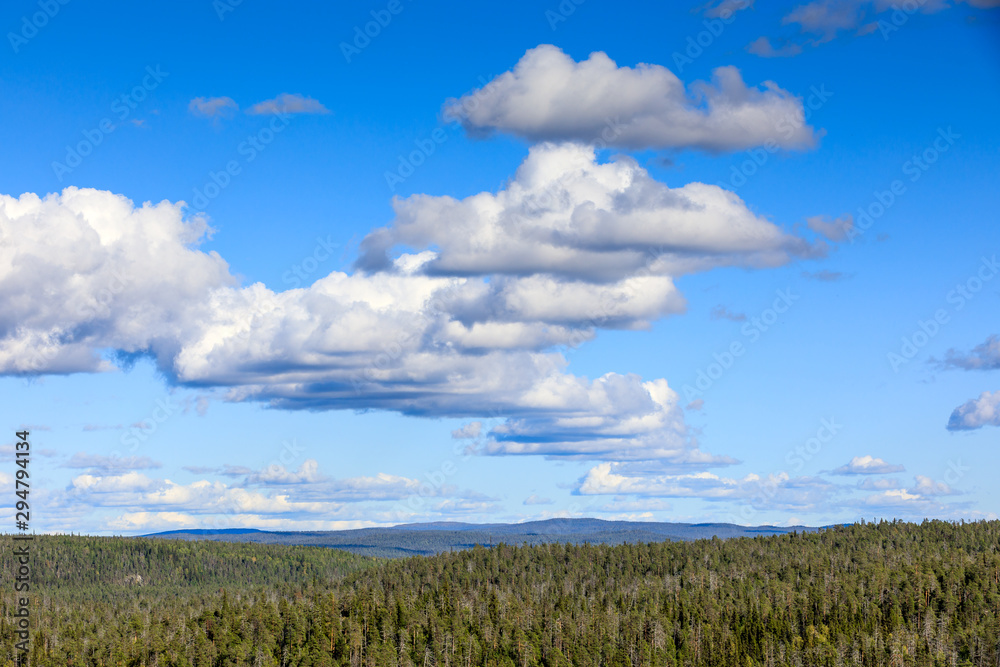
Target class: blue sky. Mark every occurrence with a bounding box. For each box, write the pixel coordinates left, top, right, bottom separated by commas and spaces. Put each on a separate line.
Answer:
1, 0, 998, 534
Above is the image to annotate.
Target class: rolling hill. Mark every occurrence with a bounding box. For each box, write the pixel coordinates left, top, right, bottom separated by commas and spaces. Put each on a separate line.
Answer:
144, 517, 823, 557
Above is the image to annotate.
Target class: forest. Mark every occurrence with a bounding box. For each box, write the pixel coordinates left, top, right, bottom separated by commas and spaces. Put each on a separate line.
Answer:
2, 519, 998, 667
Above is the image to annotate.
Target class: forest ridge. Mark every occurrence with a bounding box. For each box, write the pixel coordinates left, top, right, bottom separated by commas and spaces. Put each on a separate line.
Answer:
1, 519, 998, 666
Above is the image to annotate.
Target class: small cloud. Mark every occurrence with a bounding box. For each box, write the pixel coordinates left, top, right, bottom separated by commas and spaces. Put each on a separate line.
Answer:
832, 455, 905, 475
219, 465, 254, 477
876, 233, 890, 242
701, 0, 755, 18
246, 93, 330, 116
911, 475, 956, 497
710, 305, 746, 322
182, 465, 218, 474
452, 421, 482, 439
746, 36, 803, 58
649, 156, 678, 169
802, 270, 851, 282
807, 214, 854, 242
858, 477, 900, 491
947, 390, 1000, 431
685, 398, 705, 411
942, 335, 1000, 371
129, 118, 147, 128
82, 424, 123, 431
189, 96, 239, 118
63, 453, 162, 472
182, 395, 213, 416
781, 0, 864, 42
251, 460, 324, 485
523, 494, 554, 505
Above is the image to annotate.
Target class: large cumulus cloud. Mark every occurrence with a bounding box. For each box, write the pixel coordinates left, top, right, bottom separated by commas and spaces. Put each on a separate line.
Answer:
358, 143, 819, 282
0, 144, 821, 464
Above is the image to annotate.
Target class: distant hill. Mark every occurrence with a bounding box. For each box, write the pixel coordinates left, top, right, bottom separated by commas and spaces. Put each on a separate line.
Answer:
144, 517, 824, 558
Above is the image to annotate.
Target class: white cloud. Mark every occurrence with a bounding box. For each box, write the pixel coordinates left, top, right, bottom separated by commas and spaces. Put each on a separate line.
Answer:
70, 471, 165, 493
188, 96, 238, 118
442, 45, 818, 152
911, 475, 956, 497
0, 149, 820, 465
65, 472, 336, 515
312, 472, 451, 502
251, 459, 324, 484
360, 143, 819, 283
451, 421, 482, 439
202, 460, 457, 502
523, 494, 553, 505
948, 390, 1000, 430
246, 93, 329, 115
577, 462, 834, 510
832, 455, 905, 475
863, 488, 923, 505
0, 187, 232, 374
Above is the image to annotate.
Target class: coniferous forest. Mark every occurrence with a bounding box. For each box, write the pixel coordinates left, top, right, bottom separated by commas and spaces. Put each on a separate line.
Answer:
2, 520, 999, 667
